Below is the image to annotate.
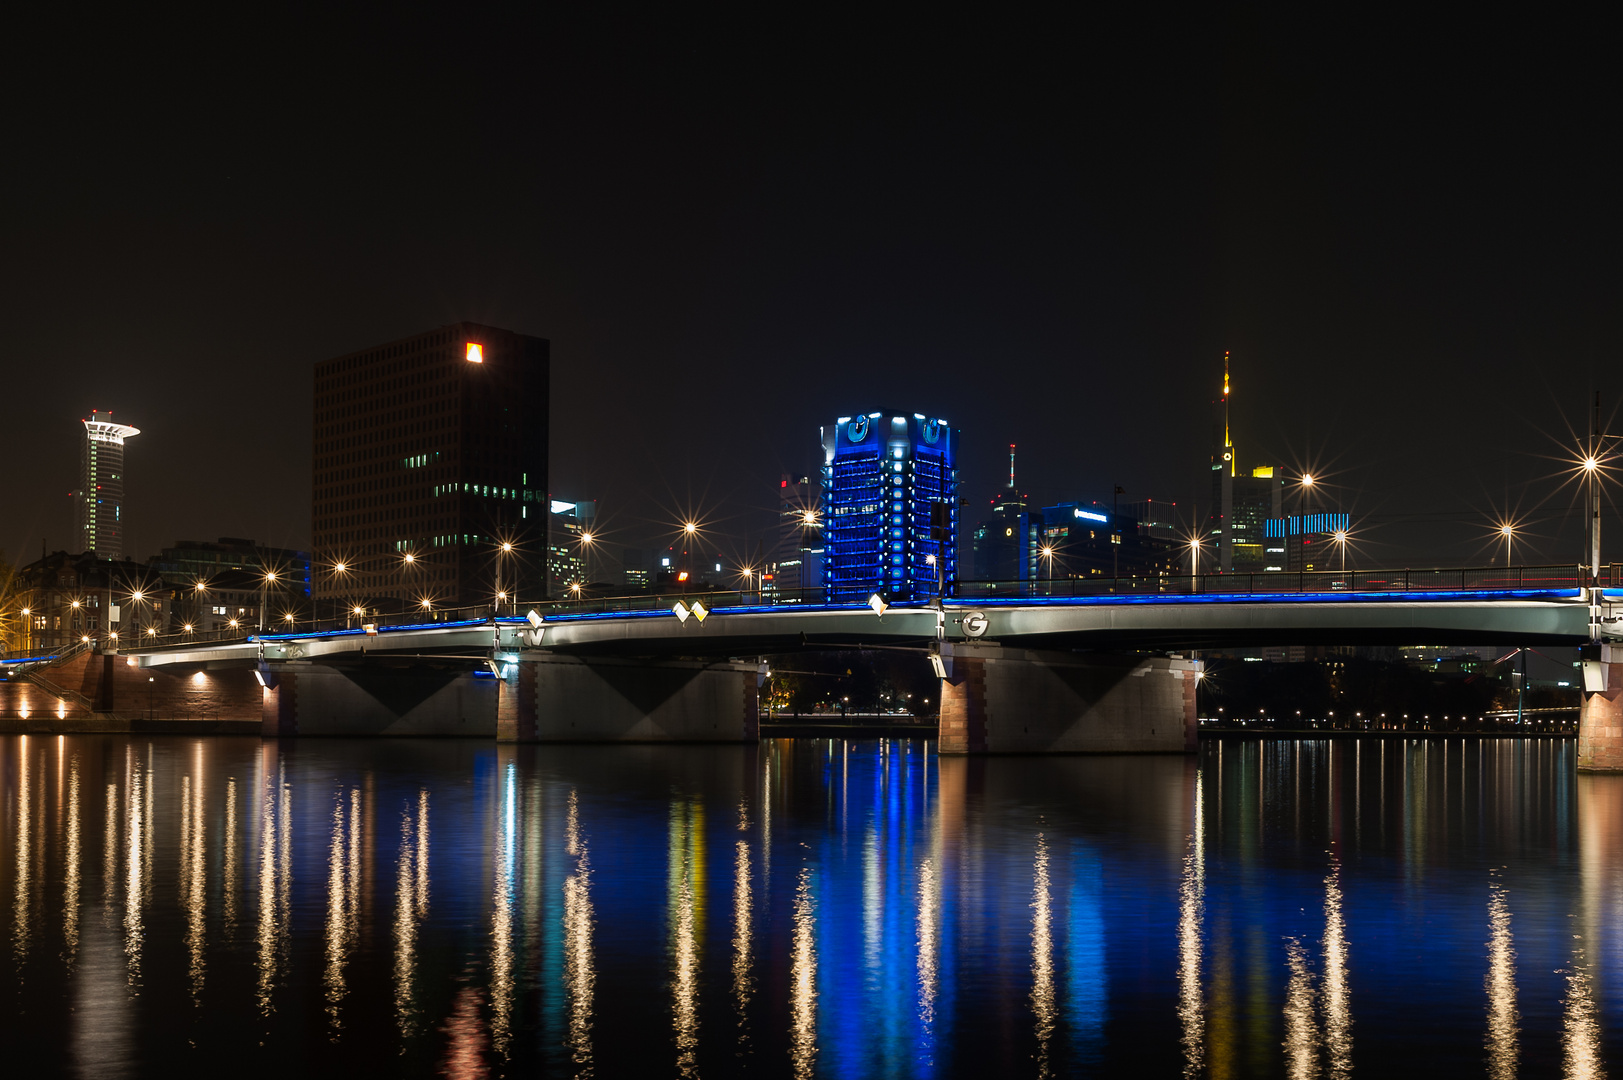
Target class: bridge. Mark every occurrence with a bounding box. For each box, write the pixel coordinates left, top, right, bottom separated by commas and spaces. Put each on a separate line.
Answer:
6, 566, 1623, 762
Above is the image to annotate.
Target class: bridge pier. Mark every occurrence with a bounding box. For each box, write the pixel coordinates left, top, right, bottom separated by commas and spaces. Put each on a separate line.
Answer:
497, 652, 761, 743
1579, 646, 1623, 771
937, 644, 1199, 754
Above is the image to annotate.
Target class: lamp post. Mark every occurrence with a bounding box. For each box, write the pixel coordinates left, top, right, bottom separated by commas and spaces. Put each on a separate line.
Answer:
1188, 536, 1203, 593
259, 571, 278, 633
19, 607, 29, 655
1295, 474, 1316, 573
1332, 529, 1349, 578
1039, 545, 1055, 596
496, 542, 514, 614
400, 553, 417, 618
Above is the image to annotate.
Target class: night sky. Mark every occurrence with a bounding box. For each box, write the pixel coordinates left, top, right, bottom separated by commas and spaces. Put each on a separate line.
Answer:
5, 11, 1621, 572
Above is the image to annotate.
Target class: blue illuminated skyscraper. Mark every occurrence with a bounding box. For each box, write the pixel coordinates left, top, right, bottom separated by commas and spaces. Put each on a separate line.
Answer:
820, 412, 958, 602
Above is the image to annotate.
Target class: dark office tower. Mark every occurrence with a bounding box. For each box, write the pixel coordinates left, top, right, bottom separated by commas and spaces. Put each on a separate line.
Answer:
972, 445, 1038, 587
77, 410, 140, 560
311, 324, 549, 611
821, 412, 957, 603
767, 473, 817, 599
1206, 354, 1235, 571
1203, 354, 1282, 573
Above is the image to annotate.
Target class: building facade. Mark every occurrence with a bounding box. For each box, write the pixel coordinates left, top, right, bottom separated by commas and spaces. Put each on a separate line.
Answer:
1265, 512, 1352, 573
311, 323, 549, 611
76, 410, 139, 560
821, 412, 957, 603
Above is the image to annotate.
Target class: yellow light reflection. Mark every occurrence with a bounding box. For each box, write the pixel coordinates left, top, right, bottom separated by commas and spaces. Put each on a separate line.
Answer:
256, 762, 291, 1016
1030, 834, 1056, 1079
124, 748, 149, 988
1485, 875, 1518, 1080
180, 764, 207, 1003
790, 866, 818, 1080
392, 789, 430, 1037
324, 787, 363, 1033
916, 857, 938, 1033
13, 737, 33, 964
64, 754, 80, 961
564, 790, 595, 1072
491, 766, 517, 1059
669, 799, 706, 1077
1321, 860, 1351, 1080
733, 802, 754, 1043
223, 778, 239, 934
1282, 938, 1317, 1080
1177, 768, 1205, 1078
1562, 949, 1604, 1078
103, 782, 117, 909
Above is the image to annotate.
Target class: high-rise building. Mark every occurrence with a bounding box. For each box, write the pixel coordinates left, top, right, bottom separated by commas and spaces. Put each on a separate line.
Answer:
77, 410, 139, 560
972, 445, 1038, 586
766, 473, 819, 600
1266, 512, 1352, 573
1204, 356, 1280, 573
821, 412, 957, 603
546, 499, 596, 595
311, 323, 549, 611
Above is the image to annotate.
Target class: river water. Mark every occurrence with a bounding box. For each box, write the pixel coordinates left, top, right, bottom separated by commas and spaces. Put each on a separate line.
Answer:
0, 734, 1618, 1078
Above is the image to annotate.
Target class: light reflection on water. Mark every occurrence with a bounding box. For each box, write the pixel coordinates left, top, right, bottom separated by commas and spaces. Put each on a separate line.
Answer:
0, 735, 1619, 1077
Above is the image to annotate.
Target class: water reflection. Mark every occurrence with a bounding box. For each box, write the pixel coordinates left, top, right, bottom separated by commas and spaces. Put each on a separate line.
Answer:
63, 750, 80, 962
323, 786, 363, 1033
733, 801, 754, 1048
1030, 833, 1056, 1079
1485, 874, 1517, 1080
491, 765, 516, 1058
123, 745, 149, 988
2, 735, 1622, 1076
393, 788, 430, 1039
179, 755, 206, 1002
256, 759, 291, 1015
13, 735, 33, 964
790, 865, 818, 1080
1282, 937, 1317, 1080
668, 798, 705, 1076
563, 789, 595, 1076
1177, 767, 1205, 1079
1321, 860, 1350, 1080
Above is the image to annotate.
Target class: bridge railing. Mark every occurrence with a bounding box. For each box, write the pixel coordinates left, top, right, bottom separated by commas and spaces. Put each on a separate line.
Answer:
36, 563, 1594, 657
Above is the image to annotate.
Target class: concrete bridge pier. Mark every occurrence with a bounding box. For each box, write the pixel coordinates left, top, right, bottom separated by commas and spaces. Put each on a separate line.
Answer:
1578, 644, 1623, 771
497, 651, 762, 743
937, 644, 1199, 754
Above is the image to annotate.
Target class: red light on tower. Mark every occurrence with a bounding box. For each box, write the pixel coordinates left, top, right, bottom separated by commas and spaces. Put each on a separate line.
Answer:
466, 343, 484, 363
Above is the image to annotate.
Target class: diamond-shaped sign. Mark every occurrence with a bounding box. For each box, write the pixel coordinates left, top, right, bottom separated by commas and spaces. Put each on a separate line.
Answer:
672, 602, 691, 623
691, 601, 709, 623
868, 593, 889, 617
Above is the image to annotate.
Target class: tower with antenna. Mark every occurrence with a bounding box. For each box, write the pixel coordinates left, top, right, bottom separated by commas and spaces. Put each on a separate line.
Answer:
77, 409, 140, 560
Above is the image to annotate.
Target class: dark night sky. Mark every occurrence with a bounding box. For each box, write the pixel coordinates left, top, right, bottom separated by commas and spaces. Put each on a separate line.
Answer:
5, 10, 1622, 573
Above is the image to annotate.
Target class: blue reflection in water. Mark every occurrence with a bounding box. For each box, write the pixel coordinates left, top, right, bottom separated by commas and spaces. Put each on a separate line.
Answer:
0, 735, 1621, 1078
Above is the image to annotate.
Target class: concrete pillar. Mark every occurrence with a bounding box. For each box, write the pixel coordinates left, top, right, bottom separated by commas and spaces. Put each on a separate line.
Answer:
502, 652, 760, 742
496, 659, 539, 743
937, 644, 1199, 754
260, 667, 297, 737
1578, 652, 1623, 771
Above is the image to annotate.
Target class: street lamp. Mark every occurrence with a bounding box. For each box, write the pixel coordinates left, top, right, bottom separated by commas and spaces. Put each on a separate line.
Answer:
1498, 523, 1515, 568
259, 571, 278, 632
1188, 535, 1204, 592
19, 607, 29, 655
1332, 529, 1349, 577
1039, 545, 1055, 596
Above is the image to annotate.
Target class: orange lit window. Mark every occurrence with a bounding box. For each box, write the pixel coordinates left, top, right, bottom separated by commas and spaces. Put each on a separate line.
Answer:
466, 343, 483, 363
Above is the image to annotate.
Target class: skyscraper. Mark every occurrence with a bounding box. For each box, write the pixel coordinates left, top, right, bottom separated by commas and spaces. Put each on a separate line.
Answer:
311, 323, 549, 611
1205, 355, 1280, 573
971, 444, 1038, 586
77, 409, 139, 560
821, 412, 957, 603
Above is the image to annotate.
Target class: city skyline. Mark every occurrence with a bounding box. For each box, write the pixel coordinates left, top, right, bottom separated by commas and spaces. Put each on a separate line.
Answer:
6, 13, 1623, 577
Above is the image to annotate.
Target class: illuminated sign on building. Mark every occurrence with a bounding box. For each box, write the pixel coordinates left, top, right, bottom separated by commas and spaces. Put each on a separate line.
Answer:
466, 343, 483, 363
1072, 509, 1108, 523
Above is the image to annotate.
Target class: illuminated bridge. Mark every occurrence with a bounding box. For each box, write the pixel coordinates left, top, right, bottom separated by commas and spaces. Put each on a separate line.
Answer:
7, 566, 1623, 758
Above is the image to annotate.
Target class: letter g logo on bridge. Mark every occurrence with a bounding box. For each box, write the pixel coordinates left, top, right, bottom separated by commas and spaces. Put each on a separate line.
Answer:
960, 610, 989, 638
